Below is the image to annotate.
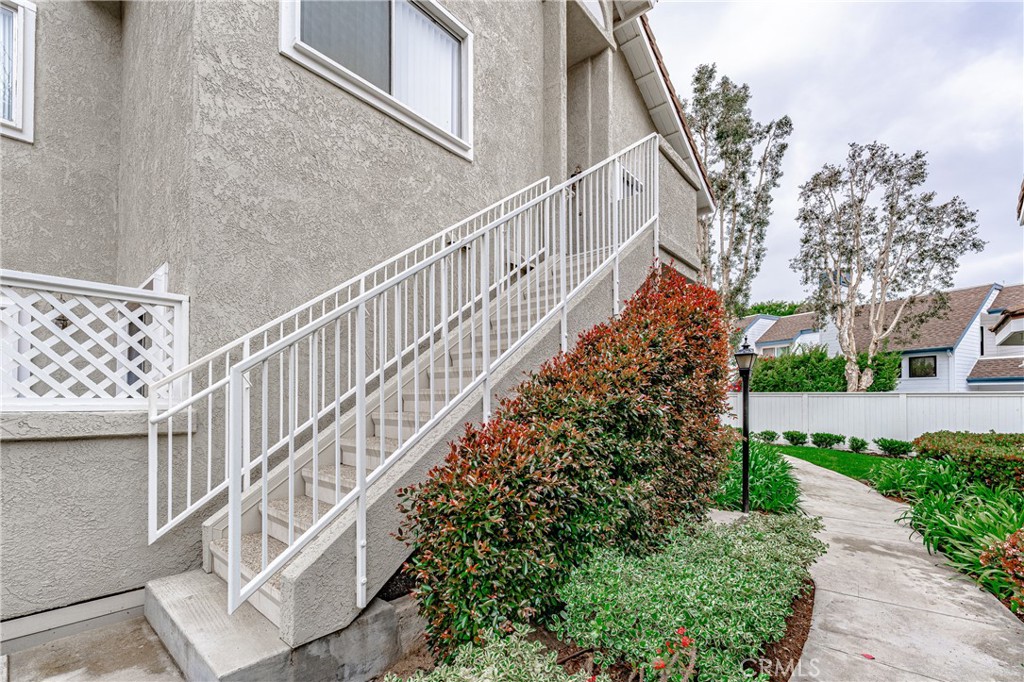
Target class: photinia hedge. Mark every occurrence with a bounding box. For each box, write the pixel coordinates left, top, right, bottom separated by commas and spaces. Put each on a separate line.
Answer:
396, 265, 734, 659
914, 431, 1024, 490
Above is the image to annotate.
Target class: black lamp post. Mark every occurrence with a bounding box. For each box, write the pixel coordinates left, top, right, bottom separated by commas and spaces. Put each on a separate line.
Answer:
734, 338, 757, 514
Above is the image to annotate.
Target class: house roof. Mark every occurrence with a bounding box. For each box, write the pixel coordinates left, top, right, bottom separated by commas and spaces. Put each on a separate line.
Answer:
613, 17, 715, 212
758, 312, 818, 344
639, 16, 714, 205
967, 357, 1024, 381
852, 284, 996, 353
989, 284, 1024, 313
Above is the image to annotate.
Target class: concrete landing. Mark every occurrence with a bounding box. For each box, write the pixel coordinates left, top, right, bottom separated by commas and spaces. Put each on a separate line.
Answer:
788, 457, 1024, 682
5, 617, 182, 682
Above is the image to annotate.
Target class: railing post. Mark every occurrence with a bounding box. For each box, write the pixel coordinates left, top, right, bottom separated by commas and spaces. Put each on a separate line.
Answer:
355, 299, 368, 609
226, 368, 244, 613
242, 338, 252, 490
147, 399, 158, 544
652, 139, 660, 263
559, 188, 568, 352
481, 233, 492, 419
612, 161, 622, 315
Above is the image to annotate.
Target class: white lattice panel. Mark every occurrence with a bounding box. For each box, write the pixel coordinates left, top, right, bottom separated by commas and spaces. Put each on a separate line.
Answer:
1, 270, 188, 407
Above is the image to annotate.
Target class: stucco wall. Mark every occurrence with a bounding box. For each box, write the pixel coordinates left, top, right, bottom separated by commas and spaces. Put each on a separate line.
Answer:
657, 147, 700, 275
160, 0, 548, 357
0, 0, 121, 282
0, 413, 205, 619
115, 0, 196, 291
610, 46, 656, 153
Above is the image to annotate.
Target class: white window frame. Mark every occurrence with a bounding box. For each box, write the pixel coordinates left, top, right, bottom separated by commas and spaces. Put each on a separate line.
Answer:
1, 0, 35, 143
279, 0, 473, 160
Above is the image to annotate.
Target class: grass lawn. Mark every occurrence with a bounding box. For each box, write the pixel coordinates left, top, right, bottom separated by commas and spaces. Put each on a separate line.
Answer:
776, 445, 907, 482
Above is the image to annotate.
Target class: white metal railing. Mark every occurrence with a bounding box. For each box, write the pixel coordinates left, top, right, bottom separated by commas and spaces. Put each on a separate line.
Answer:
147, 179, 550, 542
224, 134, 660, 612
0, 270, 189, 410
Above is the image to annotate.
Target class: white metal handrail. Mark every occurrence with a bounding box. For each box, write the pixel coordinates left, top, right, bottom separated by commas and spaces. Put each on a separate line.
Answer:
0, 269, 189, 410
224, 134, 660, 613
147, 179, 550, 542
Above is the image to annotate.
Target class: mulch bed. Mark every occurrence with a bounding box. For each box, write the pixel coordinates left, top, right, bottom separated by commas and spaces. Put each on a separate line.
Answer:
379, 580, 816, 681
745, 580, 815, 682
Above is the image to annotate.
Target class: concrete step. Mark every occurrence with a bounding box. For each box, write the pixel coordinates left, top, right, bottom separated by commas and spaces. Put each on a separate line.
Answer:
208, 535, 286, 627
340, 435, 401, 462
262, 495, 334, 543
300, 462, 357, 504
145, 570, 290, 682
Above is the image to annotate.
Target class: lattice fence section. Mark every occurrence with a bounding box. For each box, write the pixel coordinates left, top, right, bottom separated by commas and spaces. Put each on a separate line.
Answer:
1, 271, 188, 405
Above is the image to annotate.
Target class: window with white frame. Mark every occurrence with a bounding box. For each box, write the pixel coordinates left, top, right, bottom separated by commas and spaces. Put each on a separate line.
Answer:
280, 0, 472, 158
1, 0, 35, 143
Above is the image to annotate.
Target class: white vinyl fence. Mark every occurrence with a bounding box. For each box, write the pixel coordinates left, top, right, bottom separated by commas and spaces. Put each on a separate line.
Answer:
725, 392, 1024, 443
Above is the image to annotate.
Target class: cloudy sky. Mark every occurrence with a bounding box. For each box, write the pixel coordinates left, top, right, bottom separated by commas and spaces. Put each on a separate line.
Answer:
649, 0, 1024, 303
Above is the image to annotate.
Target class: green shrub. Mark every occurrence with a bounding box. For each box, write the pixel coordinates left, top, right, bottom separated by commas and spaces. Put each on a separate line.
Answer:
874, 438, 914, 457
750, 346, 901, 393
714, 441, 801, 513
553, 514, 826, 682
753, 429, 779, 443
811, 432, 845, 449
782, 430, 807, 446
914, 431, 1024, 489
871, 458, 969, 501
848, 437, 868, 453
398, 267, 734, 659
384, 625, 609, 682
903, 485, 1024, 603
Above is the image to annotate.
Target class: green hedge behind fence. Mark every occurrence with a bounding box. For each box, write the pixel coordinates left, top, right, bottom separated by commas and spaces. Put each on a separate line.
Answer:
750, 346, 901, 392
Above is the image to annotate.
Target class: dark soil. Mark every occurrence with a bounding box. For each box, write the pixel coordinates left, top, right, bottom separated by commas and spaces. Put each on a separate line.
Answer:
745, 580, 816, 682
378, 561, 417, 601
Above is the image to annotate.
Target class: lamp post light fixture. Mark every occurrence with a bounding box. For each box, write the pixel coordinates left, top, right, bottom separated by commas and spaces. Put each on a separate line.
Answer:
734, 337, 757, 514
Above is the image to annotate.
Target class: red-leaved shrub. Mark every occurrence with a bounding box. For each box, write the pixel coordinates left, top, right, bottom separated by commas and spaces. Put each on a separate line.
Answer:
396, 265, 734, 658
981, 526, 1024, 613
914, 431, 1024, 490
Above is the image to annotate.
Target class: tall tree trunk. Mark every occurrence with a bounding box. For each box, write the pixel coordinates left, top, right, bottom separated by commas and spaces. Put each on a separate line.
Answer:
844, 356, 862, 392
857, 365, 875, 392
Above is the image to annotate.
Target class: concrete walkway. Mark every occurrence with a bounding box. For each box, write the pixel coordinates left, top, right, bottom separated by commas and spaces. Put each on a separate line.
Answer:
789, 457, 1024, 682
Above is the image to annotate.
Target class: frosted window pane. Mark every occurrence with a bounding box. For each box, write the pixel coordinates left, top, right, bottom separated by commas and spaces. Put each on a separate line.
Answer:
393, 0, 459, 136
301, 0, 390, 92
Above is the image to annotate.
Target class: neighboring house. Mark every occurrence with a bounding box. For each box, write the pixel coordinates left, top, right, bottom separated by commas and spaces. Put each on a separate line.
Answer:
752, 311, 820, 357
815, 283, 1023, 392
735, 313, 778, 347
0, 0, 713, 676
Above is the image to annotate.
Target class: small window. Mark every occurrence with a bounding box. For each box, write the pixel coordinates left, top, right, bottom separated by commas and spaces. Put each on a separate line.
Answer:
0, 0, 35, 143
281, 0, 472, 158
907, 355, 937, 378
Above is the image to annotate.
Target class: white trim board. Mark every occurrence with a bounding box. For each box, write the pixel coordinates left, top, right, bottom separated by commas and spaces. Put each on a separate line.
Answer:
0, 588, 145, 655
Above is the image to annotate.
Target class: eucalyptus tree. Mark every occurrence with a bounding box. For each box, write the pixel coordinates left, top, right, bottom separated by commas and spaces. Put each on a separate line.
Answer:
684, 64, 793, 316
791, 142, 984, 391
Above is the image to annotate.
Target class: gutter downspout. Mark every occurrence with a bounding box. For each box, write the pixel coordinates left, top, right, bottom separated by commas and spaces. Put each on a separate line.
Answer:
947, 350, 955, 392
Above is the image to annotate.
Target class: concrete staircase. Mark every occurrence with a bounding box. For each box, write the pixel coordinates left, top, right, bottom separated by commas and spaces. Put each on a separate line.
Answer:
143, 242, 644, 681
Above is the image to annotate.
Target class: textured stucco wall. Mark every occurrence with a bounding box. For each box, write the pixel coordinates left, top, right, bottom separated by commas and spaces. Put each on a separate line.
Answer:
610, 46, 657, 153
0, 415, 205, 619
115, 0, 196, 291
658, 147, 700, 277
161, 0, 547, 357
0, 0, 121, 281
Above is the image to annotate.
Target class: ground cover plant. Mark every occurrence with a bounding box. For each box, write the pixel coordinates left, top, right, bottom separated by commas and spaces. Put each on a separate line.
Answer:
874, 438, 914, 457
782, 431, 807, 446
397, 267, 734, 658
383, 626, 610, 682
715, 441, 801, 514
810, 432, 844, 449
914, 431, 1024, 490
552, 514, 827, 682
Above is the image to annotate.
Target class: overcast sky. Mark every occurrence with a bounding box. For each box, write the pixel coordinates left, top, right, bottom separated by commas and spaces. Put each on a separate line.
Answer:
649, 0, 1024, 303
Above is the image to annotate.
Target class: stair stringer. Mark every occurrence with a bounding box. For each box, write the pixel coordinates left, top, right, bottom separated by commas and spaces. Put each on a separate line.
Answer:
276, 230, 656, 647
